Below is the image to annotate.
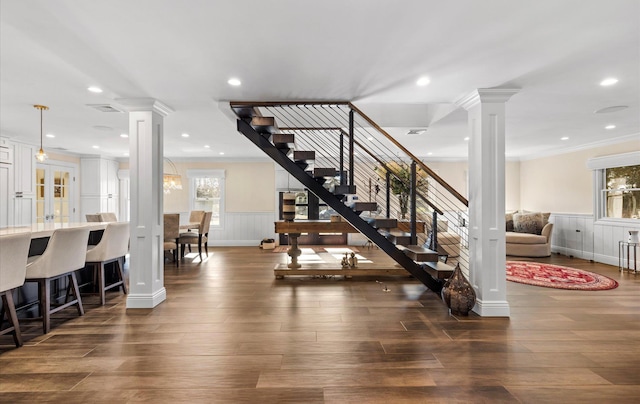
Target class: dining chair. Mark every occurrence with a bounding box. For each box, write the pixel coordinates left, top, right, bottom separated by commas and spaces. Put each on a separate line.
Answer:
0, 233, 32, 347
25, 227, 90, 334
163, 213, 180, 267
188, 210, 205, 227
179, 211, 212, 261
98, 212, 118, 222
85, 222, 130, 305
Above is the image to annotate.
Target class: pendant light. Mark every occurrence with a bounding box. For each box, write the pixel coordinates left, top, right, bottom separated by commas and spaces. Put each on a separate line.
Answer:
34, 104, 49, 162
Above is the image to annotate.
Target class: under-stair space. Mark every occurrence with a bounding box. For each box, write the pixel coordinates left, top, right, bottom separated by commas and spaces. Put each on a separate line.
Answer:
231, 102, 470, 294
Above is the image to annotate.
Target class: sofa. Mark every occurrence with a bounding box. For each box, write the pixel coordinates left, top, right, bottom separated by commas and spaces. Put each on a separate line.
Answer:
505, 211, 553, 257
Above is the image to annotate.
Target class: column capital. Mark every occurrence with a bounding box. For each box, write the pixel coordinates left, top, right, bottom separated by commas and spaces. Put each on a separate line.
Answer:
116, 98, 174, 117
455, 88, 520, 111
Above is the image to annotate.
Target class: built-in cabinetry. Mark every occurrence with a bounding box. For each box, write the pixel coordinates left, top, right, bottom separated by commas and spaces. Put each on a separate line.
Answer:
0, 139, 37, 227
80, 157, 119, 220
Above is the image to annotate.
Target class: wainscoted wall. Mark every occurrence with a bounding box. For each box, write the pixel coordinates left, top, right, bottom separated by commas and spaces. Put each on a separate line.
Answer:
550, 213, 640, 267
207, 211, 277, 246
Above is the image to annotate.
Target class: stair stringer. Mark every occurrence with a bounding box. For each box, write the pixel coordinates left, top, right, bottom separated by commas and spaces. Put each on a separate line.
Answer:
237, 119, 442, 293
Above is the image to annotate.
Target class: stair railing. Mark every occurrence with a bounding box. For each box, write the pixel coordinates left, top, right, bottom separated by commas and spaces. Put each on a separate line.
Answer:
230, 101, 470, 273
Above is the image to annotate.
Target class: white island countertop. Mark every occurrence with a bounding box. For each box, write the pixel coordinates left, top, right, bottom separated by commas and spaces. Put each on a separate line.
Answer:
0, 222, 110, 238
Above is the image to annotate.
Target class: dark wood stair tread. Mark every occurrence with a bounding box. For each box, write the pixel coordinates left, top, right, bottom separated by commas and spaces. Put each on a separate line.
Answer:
293, 150, 315, 162
272, 133, 295, 149
396, 245, 438, 262
421, 261, 455, 279
333, 185, 356, 195
368, 217, 397, 229
250, 116, 278, 134
313, 168, 337, 178
349, 202, 377, 213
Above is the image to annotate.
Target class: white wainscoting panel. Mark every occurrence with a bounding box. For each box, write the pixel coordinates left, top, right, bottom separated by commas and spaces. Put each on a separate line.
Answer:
208, 212, 277, 246
551, 213, 639, 267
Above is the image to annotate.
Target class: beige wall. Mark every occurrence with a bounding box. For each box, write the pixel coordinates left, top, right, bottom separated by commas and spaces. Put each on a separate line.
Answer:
519, 140, 640, 214
153, 161, 275, 213
46, 151, 80, 164
426, 160, 521, 211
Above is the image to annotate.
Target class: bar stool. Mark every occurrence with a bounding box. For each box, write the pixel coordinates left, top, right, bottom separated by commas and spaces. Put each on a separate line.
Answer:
25, 227, 90, 334
98, 212, 118, 222
85, 222, 130, 305
0, 233, 31, 347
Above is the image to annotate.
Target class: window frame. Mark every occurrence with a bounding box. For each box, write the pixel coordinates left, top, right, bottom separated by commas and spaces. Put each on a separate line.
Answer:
588, 151, 640, 223
186, 169, 225, 229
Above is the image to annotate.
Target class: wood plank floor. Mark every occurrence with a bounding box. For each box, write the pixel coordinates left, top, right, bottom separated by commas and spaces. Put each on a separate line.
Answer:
1, 246, 639, 403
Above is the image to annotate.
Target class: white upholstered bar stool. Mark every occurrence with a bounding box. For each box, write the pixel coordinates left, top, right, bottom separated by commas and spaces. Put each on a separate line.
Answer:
85, 222, 130, 305
0, 233, 31, 347
85, 214, 102, 222
25, 227, 90, 334
98, 212, 118, 222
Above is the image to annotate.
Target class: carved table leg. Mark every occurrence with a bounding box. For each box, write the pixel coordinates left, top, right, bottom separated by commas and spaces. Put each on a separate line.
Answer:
288, 232, 302, 269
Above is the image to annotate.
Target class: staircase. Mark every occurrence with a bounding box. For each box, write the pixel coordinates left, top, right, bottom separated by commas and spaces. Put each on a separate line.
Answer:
231, 102, 469, 294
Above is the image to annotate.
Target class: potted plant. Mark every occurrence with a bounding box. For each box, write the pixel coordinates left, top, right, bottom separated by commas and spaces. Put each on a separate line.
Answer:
375, 162, 428, 219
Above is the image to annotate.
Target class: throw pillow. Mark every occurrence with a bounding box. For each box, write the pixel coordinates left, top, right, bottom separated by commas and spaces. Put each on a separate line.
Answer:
513, 212, 543, 234
506, 213, 514, 232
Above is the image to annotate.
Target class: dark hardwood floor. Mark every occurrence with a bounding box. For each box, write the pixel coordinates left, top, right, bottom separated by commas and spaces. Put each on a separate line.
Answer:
1, 246, 639, 403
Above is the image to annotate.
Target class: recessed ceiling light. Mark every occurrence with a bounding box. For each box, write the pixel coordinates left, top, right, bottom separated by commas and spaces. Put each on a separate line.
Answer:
367, 136, 374, 141
219, 152, 225, 155
561, 137, 569, 140
605, 124, 616, 130
600, 77, 618, 86
427, 152, 433, 156
120, 133, 128, 138
87, 86, 103, 93
464, 137, 469, 141
181, 133, 189, 138
124, 152, 129, 156
228, 78, 241, 86
204, 145, 210, 149
46, 133, 55, 138
92, 145, 100, 149
416, 76, 430, 86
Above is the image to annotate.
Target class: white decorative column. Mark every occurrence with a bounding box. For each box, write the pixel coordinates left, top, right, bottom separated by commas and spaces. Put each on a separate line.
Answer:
457, 89, 519, 317
118, 98, 173, 309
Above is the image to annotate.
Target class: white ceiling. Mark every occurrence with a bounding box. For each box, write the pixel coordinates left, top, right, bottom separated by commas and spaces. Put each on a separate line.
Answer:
1, 0, 638, 161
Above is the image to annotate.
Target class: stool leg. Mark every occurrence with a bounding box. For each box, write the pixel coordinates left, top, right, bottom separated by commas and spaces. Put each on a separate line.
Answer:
69, 272, 84, 316
98, 262, 106, 306
39, 279, 51, 334
1, 291, 22, 347
116, 258, 128, 294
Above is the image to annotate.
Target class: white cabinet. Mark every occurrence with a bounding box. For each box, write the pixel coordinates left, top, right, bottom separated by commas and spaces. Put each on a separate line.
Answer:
13, 143, 36, 226
0, 140, 37, 227
80, 157, 119, 220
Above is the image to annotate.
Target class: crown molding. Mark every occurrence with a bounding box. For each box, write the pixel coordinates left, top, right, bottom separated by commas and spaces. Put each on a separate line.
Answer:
455, 88, 520, 110
115, 98, 174, 116
518, 132, 640, 161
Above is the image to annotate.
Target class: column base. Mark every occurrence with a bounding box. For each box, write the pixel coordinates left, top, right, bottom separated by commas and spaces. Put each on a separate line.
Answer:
126, 287, 167, 309
472, 298, 510, 317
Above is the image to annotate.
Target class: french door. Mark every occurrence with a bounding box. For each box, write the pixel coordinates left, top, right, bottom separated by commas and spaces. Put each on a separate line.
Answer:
36, 163, 75, 224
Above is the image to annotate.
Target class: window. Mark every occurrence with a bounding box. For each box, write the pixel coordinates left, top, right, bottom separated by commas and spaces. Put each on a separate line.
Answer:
604, 165, 639, 219
589, 152, 640, 221
187, 169, 225, 227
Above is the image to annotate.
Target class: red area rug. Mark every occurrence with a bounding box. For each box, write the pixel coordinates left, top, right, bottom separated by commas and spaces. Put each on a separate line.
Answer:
506, 261, 618, 291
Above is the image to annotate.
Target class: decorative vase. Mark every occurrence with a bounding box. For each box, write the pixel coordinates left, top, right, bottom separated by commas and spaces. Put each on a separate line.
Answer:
441, 263, 476, 316
282, 192, 296, 222
629, 230, 640, 244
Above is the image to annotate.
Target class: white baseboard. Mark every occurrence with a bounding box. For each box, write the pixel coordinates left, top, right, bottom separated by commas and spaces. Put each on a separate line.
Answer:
126, 288, 167, 309
209, 240, 261, 247
472, 299, 510, 317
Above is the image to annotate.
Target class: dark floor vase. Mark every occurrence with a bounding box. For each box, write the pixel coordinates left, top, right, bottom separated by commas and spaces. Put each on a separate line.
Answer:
441, 263, 476, 316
